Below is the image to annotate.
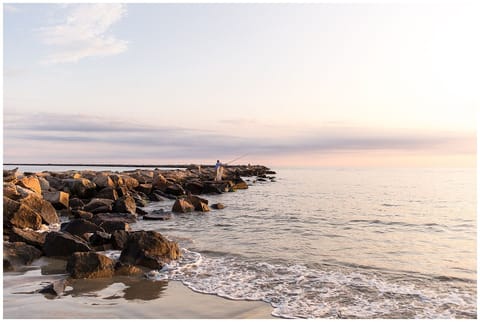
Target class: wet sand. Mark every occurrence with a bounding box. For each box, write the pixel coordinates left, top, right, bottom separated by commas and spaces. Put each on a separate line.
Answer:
3, 261, 274, 319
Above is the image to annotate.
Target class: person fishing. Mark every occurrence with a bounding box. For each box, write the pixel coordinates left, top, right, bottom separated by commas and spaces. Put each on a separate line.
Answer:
215, 160, 223, 182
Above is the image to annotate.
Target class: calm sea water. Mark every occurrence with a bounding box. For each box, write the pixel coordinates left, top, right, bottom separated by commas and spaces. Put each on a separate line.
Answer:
4, 166, 477, 318
134, 167, 476, 318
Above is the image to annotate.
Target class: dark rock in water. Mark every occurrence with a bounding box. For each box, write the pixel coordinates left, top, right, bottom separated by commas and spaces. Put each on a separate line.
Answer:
21, 194, 59, 225
38, 279, 68, 298
4, 241, 43, 269
186, 195, 210, 212
100, 221, 130, 233
69, 198, 85, 210
10, 226, 47, 249
72, 209, 93, 220
211, 203, 225, 210
184, 181, 204, 195
61, 219, 103, 237
4, 196, 43, 230
43, 231, 91, 258
43, 191, 70, 210
93, 212, 137, 225
66, 251, 115, 279
266, 170, 276, 175
17, 176, 42, 194
232, 180, 248, 190
143, 211, 173, 221
165, 184, 185, 196
63, 178, 96, 198
152, 190, 177, 200
257, 178, 267, 182
113, 195, 136, 214
111, 230, 131, 250
114, 263, 143, 276
148, 192, 165, 202
89, 231, 112, 246
202, 183, 224, 194
172, 199, 195, 213
119, 230, 181, 269
84, 198, 114, 214
95, 187, 118, 201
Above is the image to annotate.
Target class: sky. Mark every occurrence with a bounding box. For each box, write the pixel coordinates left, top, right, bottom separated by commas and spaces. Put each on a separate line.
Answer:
3, 2, 479, 167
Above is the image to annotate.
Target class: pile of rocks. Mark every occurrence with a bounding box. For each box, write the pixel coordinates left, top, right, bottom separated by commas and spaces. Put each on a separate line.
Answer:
3, 165, 275, 281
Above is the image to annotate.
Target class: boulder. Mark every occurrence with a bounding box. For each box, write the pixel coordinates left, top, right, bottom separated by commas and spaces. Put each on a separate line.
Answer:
143, 210, 173, 221
165, 184, 186, 196
4, 182, 21, 200
3, 167, 19, 182
185, 181, 204, 195
69, 198, 85, 210
95, 187, 118, 201
115, 263, 143, 276
63, 178, 96, 198
119, 230, 181, 269
43, 191, 70, 209
172, 199, 195, 213
84, 198, 114, 214
43, 231, 91, 258
113, 195, 136, 214
202, 183, 224, 194
61, 219, 103, 237
152, 173, 168, 190
4, 198, 43, 230
211, 203, 225, 210
66, 252, 115, 279
232, 179, 248, 190
37, 177, 51, 192
111, 230, 131, 250
92, 213, 133, 233
9, 226, 47, 249
72, 209, 94, 220
118, 175, 139, 190
21, 194, 59, 225
17, 176, 42, 194
136, 183, 152, 195
129, 171, 153, 184
4, 242, 43, 270
148, 192, 165, 202
92, 174, 115, 189
186, 195, 210, 212
89, 231, 112, 246
44, 175, 64, 191
116, 186, 129, 197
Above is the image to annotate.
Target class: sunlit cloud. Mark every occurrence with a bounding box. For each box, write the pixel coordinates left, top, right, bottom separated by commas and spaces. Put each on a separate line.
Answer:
3, 113, 475, 165
38, 4, 128, 64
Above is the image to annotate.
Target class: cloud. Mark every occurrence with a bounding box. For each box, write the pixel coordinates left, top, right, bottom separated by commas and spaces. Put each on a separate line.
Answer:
38, 4, 127, 64
3, 112, 475, 163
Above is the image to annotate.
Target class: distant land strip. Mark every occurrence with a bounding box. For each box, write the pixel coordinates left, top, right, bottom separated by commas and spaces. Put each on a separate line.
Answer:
3, 163, 248, 169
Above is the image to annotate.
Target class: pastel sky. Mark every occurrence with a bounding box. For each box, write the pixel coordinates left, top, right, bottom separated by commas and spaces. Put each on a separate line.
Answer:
3, 3, 478, 167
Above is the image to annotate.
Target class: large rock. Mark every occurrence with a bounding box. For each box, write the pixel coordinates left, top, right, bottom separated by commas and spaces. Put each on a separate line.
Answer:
4, 182, 21, 200
3, 167, 19, 182
113, 195, 136, 214
43, 231, 91, 258
165, 184, 186, 196
9, 227, 47, 249
232, 179, 248, 190
66, 252, 115, 279
21, 194, 59, 225
4, 242, 43, 270
136, 183, 152, 195
118, 175, 139, 190
63, 178, 96, 198
44, 175, 64, 191
17, 176, 42, 194
61, 219, 103, 237
69, 198, 85, 210
84, 198, 114, 214
37, 176, 51, 192
4, 197, 43, 230
92, 213, 135, 233
89, 231, 112, 246
43, 191, 69, 209
186, 195, 210, 212
92, 174, 115, 189
111, 230, 131, 250
184, 181, 204, 195
96, 187, 118, 201
119, 230, 181, 269
152, 173, 168, 190
172, 199, 195, 213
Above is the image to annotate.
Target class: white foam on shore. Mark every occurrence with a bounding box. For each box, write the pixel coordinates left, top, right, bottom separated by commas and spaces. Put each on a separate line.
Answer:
146, 250, 477, 319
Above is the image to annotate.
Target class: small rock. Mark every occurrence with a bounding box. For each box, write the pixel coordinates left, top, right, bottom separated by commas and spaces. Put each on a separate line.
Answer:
172, 199, 195, 213
211, 203, 225, 210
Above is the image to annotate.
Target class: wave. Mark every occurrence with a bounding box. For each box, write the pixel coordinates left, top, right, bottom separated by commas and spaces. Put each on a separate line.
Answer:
146, 249, 477, 319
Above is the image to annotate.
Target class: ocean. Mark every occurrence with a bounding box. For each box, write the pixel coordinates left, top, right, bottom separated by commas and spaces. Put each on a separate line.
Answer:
3, 166, 477, 318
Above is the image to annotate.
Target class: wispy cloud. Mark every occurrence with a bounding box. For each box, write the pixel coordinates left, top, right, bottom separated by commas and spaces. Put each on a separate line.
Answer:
4, 113, 475, 164
38, 4, 128, 64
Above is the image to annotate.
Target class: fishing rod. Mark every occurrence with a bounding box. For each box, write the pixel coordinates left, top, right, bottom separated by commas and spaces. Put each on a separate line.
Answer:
225, 153, 249, 165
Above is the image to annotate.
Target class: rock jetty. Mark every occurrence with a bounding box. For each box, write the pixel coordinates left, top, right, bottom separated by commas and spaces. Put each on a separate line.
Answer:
3, 165, 275, 283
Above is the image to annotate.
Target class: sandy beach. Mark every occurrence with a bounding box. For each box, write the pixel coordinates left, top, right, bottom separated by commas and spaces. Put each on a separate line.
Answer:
3, 263, 274, 319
